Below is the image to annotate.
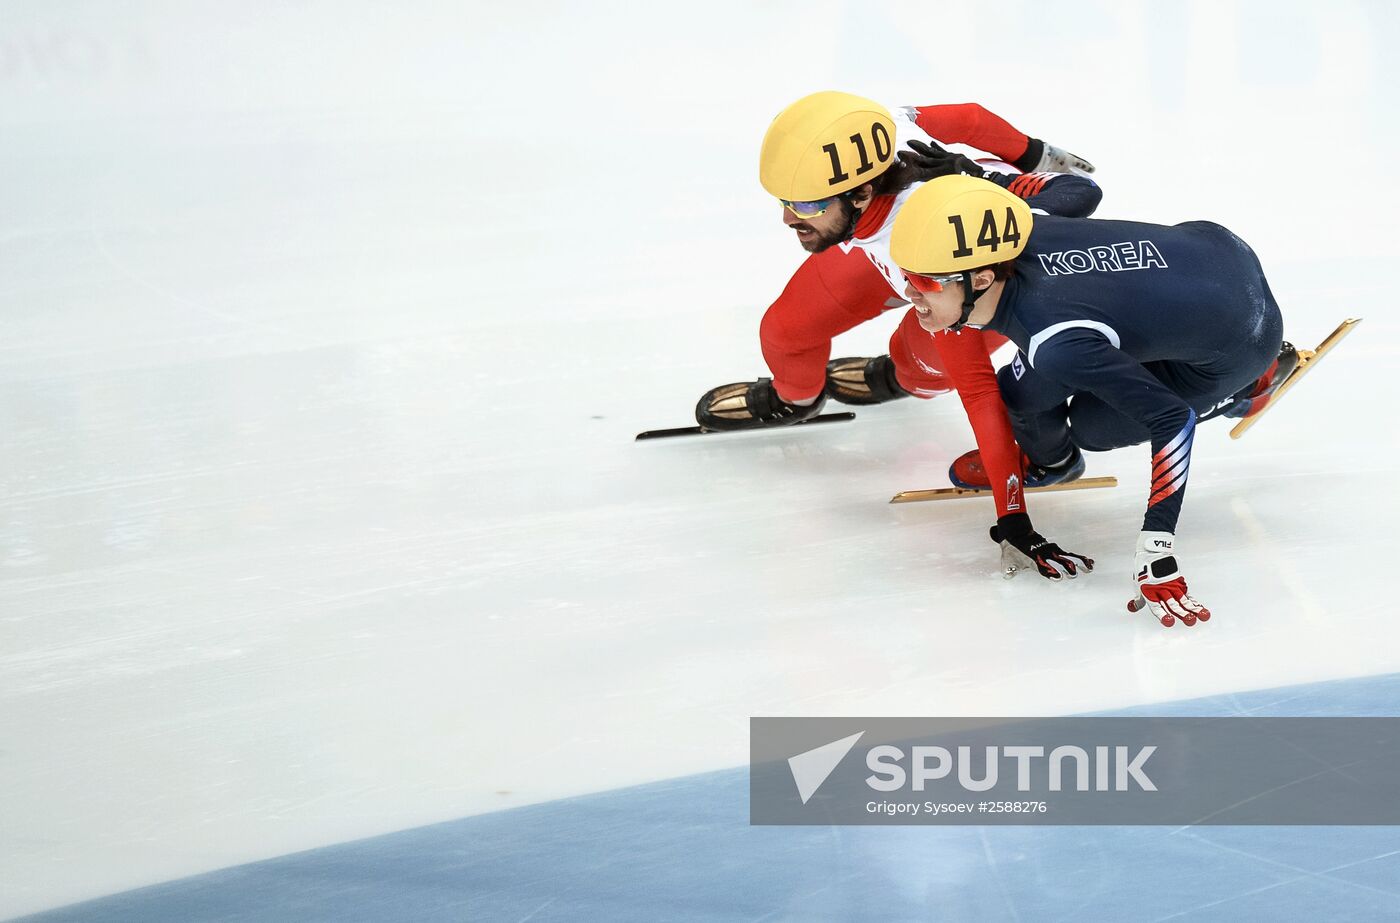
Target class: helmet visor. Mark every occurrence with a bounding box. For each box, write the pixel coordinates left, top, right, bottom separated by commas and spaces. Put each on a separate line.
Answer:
780, 197, 837, 219
904, 271, 964, 294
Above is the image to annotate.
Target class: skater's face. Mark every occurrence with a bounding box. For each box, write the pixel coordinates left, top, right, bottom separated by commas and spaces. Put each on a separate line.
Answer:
904, 270, 997, 333
782, 197, 850, 252
780, 186, 872, 253
905, 275, 967, 332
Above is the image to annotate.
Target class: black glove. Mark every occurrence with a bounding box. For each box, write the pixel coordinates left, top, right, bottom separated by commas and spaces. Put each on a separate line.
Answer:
897, 139, 986, 180
989, 513, 1094, 581
695, 378, 827, 431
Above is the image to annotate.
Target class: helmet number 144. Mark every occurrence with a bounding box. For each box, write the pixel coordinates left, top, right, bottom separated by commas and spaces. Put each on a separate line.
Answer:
948, 207, 1023, 259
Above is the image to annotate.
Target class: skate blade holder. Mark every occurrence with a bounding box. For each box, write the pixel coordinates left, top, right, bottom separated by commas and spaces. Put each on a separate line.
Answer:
1230, 318, 1360, 440
889, 477, 1118, 504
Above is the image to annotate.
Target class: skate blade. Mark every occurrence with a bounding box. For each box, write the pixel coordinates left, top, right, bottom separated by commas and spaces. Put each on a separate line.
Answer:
636, 412, 856, 440
889, 476, 1118, 504
1229, 318, 1360, 440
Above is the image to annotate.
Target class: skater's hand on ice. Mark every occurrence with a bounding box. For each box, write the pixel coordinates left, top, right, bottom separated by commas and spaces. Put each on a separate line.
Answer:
1128, 531, 1211, 627
990, 513, 1094, 581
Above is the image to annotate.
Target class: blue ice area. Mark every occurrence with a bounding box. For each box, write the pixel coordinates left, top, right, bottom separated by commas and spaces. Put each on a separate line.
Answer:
21, 674, 1400, 923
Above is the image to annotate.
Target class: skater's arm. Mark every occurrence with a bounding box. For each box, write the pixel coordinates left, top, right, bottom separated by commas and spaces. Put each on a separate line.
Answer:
906, 104, 1095, 177
934, 330, 1026, 519
1032, 328, 1196, 533
897, 139, 1101, 217
986, 171, 1102, 218
906, 103, 1031, 164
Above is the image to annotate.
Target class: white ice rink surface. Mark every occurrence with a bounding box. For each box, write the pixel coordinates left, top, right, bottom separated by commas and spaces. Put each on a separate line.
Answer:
2, 1, 1399, 917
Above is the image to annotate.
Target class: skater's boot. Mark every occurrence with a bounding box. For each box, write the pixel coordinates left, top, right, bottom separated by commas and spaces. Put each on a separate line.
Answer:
695, 378, 826, 431
1217, 342, 1299, 420
824, 355, 911, 405
949, 445, 1085, 490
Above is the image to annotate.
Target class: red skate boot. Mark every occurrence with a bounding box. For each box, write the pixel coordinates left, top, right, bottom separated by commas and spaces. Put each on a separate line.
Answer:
1219, 342, 1299, 420
949, 446, 1085, 490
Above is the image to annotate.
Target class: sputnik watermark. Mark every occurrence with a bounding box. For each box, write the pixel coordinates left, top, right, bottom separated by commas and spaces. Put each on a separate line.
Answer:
751, 717, 1400, 825
864, 744, 1156, 792
788, 739, 1154, 807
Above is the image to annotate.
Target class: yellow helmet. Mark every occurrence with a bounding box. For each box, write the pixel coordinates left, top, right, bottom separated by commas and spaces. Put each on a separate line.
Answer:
759, 91, 897, 201
891, 175, 1034, 273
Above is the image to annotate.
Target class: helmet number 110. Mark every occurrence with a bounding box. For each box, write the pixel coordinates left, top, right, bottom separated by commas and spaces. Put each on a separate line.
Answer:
820, 123, 893, 187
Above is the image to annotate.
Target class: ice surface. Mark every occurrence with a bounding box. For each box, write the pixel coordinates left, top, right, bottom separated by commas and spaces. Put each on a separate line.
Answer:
1, 1, 1398, 917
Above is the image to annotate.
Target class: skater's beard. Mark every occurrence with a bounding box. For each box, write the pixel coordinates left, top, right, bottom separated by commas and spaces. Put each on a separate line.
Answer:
792, 198, 858, 254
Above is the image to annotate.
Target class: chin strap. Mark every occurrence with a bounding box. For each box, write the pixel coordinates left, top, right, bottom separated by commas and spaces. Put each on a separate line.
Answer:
947, 270, 989, 332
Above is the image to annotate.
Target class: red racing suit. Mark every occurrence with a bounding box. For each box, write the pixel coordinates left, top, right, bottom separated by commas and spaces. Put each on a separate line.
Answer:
759, 103, 1100, 516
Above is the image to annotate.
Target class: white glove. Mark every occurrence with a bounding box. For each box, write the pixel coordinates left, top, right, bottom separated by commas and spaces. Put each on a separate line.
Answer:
1033, 143, 1096, 177
1127, 531, 1211, 627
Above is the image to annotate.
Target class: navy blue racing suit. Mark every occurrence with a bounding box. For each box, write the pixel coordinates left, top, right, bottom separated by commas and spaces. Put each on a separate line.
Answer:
983, 215, 1284, 534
